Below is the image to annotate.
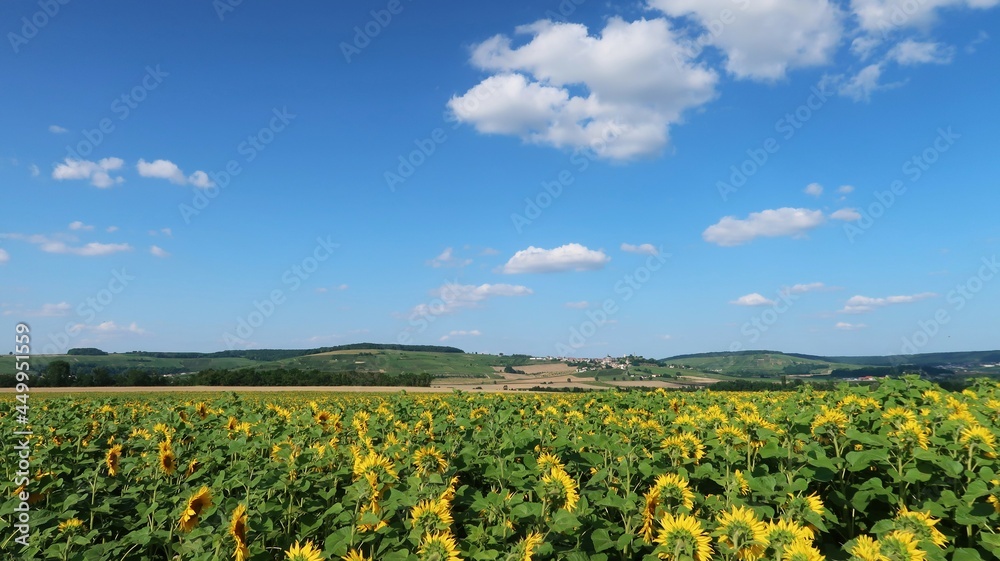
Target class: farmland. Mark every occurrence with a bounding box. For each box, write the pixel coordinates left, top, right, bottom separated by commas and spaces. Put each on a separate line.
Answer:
3, 377, 1000, 560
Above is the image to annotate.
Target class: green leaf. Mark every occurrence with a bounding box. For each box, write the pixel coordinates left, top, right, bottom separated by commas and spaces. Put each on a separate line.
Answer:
953, 548, 985, 561
591, 529, 615, 552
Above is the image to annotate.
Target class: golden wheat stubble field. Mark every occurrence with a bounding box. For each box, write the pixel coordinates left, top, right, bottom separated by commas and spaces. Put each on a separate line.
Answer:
2, 377, 1000, 561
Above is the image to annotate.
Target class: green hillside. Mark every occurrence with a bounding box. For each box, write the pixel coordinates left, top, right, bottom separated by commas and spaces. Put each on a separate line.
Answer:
662, 352, 863, 377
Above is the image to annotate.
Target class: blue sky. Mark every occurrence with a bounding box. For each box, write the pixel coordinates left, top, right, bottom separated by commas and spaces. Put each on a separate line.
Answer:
1, 0, 998, 358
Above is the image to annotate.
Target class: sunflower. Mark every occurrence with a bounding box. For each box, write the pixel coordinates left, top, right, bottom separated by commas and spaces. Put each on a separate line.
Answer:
783, 539, 824, 561
892, 508, 946, 548
988, 479, 1000, 513
734, 470, 750, 496
411, 498, 454, 534
764, 518, 813, 554
342, 550, 370, 561
417, 532, 462, 561
195, 402, 208, 419
414, 445, 449, 477
848, 535, 886, 561
352, 450, 398, 482
654, 513, 713, 561
517, 532, 544, 561
878, 531, 926, 561
540, 465, 579, 512
158, 441, 177, 475
960, 424, 997, 454
186, 458, 201, 478
536, 451, 564, 472
716, 505, 769, 561
883, 407, 918, 426
286, 540, 325, 561
782, 493, 825, 529
106, 443, 122, 476
179, 486, 212, 532
888, 420, 930, 451
716, 425, 750, 448
230, 504, 249, 561
810, 406, 850, 442
57, 518, 85, 535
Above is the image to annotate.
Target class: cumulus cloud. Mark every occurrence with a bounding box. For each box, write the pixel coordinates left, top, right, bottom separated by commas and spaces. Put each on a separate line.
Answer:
137, 158, 214, 188
21, 302, 72, 317
730, 293, 776, 306
851, 0, 998, 33
71, 321, 148, 336
449, 17, 718, 160
784, 282, 829, 294
0, 232, 132, 257
69, 221, 94, 231
0, 248, 8, 264
427, 247, 472, 268
831, 208, 862, 221
29, 164, 40, 177
620, 242, 660, 255
48, 125, 68, 134
440, 329, 482, 341
835, 321, 867, 330
500, 243, 610, 273
887, 40, 955, 65
650, 0, 845, 80
150, 245, 170, 258
838, 185, 855, 194
410, 282, 533, 317
703, 208, 826, 246
840, 292, 937, 313
835, 63, 888, 102
804, 182, 824, 196
52, 157, 125, 188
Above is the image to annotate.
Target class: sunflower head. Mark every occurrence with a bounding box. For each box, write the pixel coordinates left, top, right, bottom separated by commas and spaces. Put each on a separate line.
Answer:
517, 532, 544, 561
342, 550, 370, 561
158, 441, 177, 476
57, 518, 85, 536
782, 493, 825, 530
411, 498, 454, 534
540, 465, 579, 512
414, 445, 448, 477
417, 532, 462, 561
782, 539, 825, 561
764, 518, 813, 555
716, 505, 769, 561
892, 508, 946, 549
848, 535, 886, 561
960, 424, 997, 455
878, 531, 927, 561
286, 540, 325, 561
179, 486, 212, 532
888, 420, 930, 452
230, 504, 249, 561
106, 444, 122, 477
654, 512, 713, 561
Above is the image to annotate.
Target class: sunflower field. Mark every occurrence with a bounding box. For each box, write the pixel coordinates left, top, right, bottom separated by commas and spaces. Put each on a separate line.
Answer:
3, 376, 1000, 560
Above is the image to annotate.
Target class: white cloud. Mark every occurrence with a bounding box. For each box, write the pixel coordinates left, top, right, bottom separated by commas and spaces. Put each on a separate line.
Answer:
835, 321, 867, 330
72, 321, 148, 336
703, 208, 826, 246
137, 159, 186, 184
835, 63, 887, 102
650, 0, 845, 80
851, 35, 883, 60
52, 157, 125, 188
660, 334, 673, 340
480, 247, 500, 256
450, 17, 718, 160
410, 282, 533, 317
500, 243, 610, 273
804, 182, 824, 196
620, 242, 659, 255
851, 0, 999, 33
25, 302, 72, 317
136, 158, 213, 187
106, 226, 119, 233
2, 232, 133, 257
68, 221, 94, 231
0, 248, 8, 264
730, 293, 776, 306
427, 247, 472, 268
150, 245, 170, 258
784, 282, 829, 294
887, 40, 955, 65
565, 301, 590, 309
48, 125, 68, 134
840, 292, 936, 313
188, 170, 215, 189
316, 284, 349, 293
965, 30, 989, 53
831, 208, 862, 221
838, 185, 855, 194
440, 329, 482, 341
29, 164, 40, 177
